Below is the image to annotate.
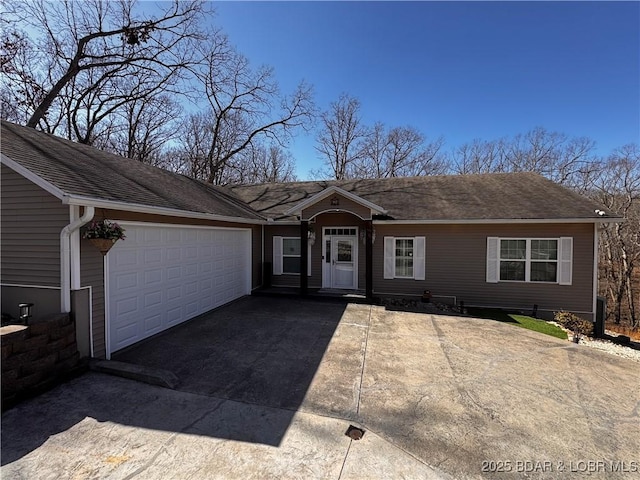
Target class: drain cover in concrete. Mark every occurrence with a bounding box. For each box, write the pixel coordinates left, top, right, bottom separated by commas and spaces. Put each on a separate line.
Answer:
345, 425, 365, 440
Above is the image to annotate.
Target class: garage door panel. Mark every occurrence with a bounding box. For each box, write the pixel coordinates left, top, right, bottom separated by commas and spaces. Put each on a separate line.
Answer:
115, 296, 138, 316
166, 265, 181, 280
166, 247, 181, 262
144, 313, 163, 332
143, 228, 163, 244
200, 278, 213, 291
108, 224, 250, 354
184, 280, 199, 296
183, 263, 198, 277
166, 229, 181, 243
166, 285, 182, 301
183, 230, 198, 243
144, 268, 163, 285
143, 291, 162, 308
144, 248, 163, 265
199, 262, 213, 275
115, 322, 137, 345
166, 306, 182, 326
115, 271, 138, 290
199, 296, 213, 311
184, 300, 199, 317
114, 250, 137, 268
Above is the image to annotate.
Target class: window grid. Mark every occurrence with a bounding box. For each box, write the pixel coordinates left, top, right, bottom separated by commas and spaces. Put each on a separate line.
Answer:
499, 238, 559, 283
324, 228, 356, 236
395, 238, 414, 278
282, 237, 301, 274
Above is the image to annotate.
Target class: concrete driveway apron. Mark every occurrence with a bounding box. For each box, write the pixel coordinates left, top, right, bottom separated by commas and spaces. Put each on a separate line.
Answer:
2, 296, 639, 479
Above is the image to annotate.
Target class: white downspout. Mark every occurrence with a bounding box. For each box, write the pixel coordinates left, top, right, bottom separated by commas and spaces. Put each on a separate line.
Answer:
61, 206, 94, 312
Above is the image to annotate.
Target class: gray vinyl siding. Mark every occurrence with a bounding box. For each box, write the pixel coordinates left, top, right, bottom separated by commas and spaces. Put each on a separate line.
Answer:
1, 165, 68, 287
251, 224, 263, 289
372, 223, 595, 317
265, 225, 302, 287
312, 212, 366, 289
267, 212, 367, 289
81, 238, 106, 358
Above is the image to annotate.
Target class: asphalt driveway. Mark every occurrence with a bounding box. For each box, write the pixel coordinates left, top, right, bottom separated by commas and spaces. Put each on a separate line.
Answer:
2, 296, 639, 479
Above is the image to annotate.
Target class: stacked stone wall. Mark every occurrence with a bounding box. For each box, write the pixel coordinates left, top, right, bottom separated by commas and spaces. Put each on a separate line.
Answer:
1, 314, 79, 409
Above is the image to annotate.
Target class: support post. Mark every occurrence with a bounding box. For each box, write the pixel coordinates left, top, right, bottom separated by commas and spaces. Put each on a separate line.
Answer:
365, 220, 373, 301
300, 220, 308, 296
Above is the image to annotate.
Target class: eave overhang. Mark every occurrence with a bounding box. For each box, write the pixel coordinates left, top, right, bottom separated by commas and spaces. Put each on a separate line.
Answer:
1, 154, 265, 225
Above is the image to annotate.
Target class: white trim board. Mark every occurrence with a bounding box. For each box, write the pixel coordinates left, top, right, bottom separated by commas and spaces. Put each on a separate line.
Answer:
66, 196, 264, 225
113, 220, 253, 231
0, 283, 61, 289
306, 208, 370, 221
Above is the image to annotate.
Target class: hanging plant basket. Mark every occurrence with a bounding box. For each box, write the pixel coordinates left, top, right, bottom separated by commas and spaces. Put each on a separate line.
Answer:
88, 238, 118, 255
83, 220, 126, 255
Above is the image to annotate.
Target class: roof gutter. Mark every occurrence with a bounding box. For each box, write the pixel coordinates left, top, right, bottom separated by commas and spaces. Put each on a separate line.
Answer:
372, 217, 624, 225
63, 195, 265, 225
61, 206, 94, 312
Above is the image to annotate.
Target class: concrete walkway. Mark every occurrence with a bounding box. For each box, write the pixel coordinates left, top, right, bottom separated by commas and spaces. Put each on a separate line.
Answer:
2, 297, 639, 479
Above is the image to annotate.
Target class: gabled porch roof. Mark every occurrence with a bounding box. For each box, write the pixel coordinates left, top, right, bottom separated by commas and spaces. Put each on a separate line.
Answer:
284, 185, 387, 220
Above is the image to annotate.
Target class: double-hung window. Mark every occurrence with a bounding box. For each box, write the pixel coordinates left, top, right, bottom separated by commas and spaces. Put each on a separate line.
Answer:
273, 236, 311, 276
383, 236, 425, 280
395, 238, 414, 278
282, 238, 301, 274
487, 237, 572, 285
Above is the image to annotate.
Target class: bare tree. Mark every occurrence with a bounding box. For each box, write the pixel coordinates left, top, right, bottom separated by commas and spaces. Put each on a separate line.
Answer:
106, 93, 181, 166
593, 145, 640, 327
232, 143, 297, 184
2, 0, 205, 138
169, 112, 213, 180
353, 123, 446, 178
0, 25, 44, 124
451, 138, 509, 174
315, 94, 367, 180
451, 127, 599, 191
505, 127, 598, 189
177, 35, 314, 184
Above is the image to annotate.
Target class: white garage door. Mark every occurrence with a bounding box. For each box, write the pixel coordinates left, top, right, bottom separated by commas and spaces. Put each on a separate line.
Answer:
107, 223, 251, 355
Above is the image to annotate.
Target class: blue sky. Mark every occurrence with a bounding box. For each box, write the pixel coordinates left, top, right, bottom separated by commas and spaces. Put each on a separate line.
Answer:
211, 1, 639, 178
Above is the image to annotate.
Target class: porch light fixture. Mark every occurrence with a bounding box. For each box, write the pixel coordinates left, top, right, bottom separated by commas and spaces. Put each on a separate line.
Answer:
19, 303, 34, 325
307, 225, 316, 246
359, 228, 376, 245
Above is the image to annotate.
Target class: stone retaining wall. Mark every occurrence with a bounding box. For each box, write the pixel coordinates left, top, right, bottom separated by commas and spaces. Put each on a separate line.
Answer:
1, 314, 80, 409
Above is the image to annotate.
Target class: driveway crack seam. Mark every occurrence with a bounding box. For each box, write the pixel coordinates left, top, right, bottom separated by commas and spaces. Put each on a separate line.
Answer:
120, 401, 226, 480
337, 441, 352, 479
355, 305, 373, 416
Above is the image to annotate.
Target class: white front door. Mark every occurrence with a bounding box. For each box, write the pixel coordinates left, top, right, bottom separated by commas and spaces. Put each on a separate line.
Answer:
322, 228, 358, 289
331, 237, 356, 289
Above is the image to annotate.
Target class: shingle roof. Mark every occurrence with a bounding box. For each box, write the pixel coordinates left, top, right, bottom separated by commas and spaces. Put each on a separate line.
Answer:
0, 121, 263, 221
1, 121, 612, 224
224, 174, 612, 222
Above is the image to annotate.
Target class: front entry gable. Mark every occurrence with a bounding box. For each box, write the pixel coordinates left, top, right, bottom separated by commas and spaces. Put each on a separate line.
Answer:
285, 186, 387, 221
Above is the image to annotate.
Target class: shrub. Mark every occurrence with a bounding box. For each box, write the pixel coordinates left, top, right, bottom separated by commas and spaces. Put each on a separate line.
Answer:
554, 311, 594, 337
